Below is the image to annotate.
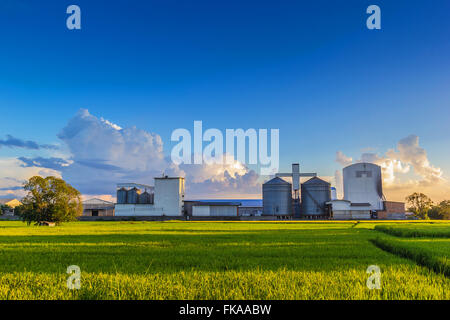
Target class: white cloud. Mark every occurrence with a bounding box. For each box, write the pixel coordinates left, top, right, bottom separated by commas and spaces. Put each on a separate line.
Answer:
7, 109, 262, 199
0, 158, 61, 198
335, 151, 352, 167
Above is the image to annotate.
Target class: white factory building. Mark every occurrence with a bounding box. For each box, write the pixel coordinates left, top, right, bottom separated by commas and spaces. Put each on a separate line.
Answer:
115, 177, 185, 216
328, 162, 388, 219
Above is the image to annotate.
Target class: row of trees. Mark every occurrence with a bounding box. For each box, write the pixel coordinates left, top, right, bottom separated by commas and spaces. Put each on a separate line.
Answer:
405, 192, 450, 220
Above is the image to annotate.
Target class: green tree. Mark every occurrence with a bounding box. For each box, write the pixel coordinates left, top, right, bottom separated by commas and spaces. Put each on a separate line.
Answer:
19, 176, 83, 225
405, 192, 433, 219
429, 200, 450, 220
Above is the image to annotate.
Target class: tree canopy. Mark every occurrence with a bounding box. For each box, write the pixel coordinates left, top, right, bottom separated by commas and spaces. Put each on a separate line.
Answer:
405, 192, 433, 219
19, 176, 83, 225
428, 200, 450, 220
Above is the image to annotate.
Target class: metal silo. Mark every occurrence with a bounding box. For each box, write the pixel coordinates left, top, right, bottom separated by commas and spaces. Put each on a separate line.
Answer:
117, 187, 127, 204
127, 187, 141, 204
301, 177, 331, 217
263, 177, 292, 215
343, 162, 384, 210
139, 191, 153, 204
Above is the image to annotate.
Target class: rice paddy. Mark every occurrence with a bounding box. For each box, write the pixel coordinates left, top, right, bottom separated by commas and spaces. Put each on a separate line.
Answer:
0, 220, 448, 300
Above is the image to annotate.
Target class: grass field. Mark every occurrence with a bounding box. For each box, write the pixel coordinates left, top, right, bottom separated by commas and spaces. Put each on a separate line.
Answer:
0, 220, 449, 300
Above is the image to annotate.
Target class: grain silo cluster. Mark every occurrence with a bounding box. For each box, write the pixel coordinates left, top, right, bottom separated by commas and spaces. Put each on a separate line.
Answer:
117, 184, 154, 205
262, 163, 406, 220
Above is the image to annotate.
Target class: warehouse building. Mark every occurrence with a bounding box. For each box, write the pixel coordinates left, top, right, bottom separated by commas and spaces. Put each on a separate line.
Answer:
238, 200, 263, 217
82, 198, 115, 216
0, 198, 22, 216
115, 177, 185, 216
184, 200, 241, 217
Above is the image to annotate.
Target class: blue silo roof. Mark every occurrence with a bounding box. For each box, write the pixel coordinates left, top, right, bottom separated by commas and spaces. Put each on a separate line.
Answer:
264, 177, 291, 185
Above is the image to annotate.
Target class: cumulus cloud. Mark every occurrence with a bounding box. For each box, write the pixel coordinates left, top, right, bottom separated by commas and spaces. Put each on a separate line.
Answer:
10, 109, 262, 199
0, 135, 58, 150
335, 151, 352, 167
177, 155, 261, 198
0, 158, 61, 198
386, 135, 443, 186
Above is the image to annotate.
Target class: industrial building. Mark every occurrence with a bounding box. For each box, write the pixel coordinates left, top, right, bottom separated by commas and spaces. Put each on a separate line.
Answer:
0, 198, 22, 216
106, 162, 405, 221
115, 177, 185, 216
184, 201, 241, 217
82, 198, 115, 216
261, 162, 406, 220
327, 163, 385, 219
238, 200, 263, 217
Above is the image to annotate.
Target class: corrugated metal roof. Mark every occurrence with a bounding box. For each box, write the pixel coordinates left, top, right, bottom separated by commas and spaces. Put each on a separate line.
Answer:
303, 176, 330, 185
264, 177, 291, 185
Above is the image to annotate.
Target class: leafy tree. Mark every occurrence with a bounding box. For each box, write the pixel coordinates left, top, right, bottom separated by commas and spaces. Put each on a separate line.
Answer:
19, 176, 83, 225
429, 200, 450, 220
405, 192, 433, 219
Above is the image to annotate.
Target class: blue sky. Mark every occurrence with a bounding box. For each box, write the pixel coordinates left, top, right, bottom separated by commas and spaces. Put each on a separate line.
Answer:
0, 0, 449, 200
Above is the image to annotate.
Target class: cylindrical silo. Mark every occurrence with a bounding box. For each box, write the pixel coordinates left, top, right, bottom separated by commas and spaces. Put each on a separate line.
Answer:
126, 187, 141, 204
301, 177, 331, 216
263, 177, 292, 215
139, 191, 153, 204
117, 187, 127, 204
343, 162, 384, 210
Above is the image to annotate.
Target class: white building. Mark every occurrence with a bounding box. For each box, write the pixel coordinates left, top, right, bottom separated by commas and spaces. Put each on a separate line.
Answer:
115, 177, 185, 216
343, 162, 384, 210
327, 200, 372, 220
328, 163, 385, 220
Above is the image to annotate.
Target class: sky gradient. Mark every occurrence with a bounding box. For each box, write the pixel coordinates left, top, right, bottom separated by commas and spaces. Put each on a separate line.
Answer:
1, 0, 449, 202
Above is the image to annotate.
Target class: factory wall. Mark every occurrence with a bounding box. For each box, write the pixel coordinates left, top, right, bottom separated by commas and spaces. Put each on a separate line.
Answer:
327, 200, 371, 220
192, 205, 239, 216
154, 177, 185, 216
114, 204, 164, 216
377, 201, 406, 219
82, 198, 115, 217
343, 163, 384, 210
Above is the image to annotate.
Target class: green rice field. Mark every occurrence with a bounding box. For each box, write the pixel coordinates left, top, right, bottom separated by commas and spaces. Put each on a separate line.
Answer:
0, 220, 449, 300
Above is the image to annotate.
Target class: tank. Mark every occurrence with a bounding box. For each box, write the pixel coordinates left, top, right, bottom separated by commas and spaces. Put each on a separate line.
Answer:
343, 162, 384, 210
331, 187, 337, 200
301, 177, 331, 216
126, 187, 141, 204
139, 191, 154, 204
263, 177, 292, 215
117, 187, 127, 204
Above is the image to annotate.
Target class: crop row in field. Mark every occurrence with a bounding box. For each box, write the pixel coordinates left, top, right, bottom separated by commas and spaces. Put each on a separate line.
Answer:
374, 224, 450, 238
